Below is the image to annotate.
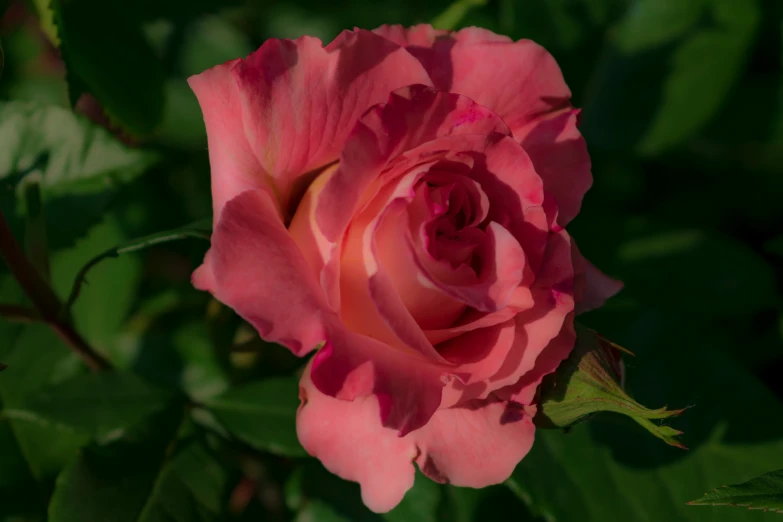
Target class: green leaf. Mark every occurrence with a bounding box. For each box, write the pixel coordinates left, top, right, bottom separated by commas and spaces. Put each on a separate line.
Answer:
507, 310, 783, 522
205, 377, 306, 457
614, 229, 776, 317
442, 486, 541, 522
156, 80, 208, 149
135, 441, 230, 521
51, 215, 143, 353
613, 0, 710, 52
22, 180, 50, 281
688, 469, 783, 513
178, 15, 253, 78
765, 234, 783, 257
384, 475, 440, 522
536, 324, 685, 448
49, 446, 164, 522
59, 218, 210, 320
115, 0, 240, 22
51, 0, 166, 134
582, 0, 760, 154
156, 14, 253, 149
31, 0, 59, 47
47, 407, 182, 522
5, 372, 172, 442
0, 419, 44, 516
122, 316, 230, 403
432, 0, 488, 30
288, 459, 442, 522
295, 500, 351, 522
286, 460, 379, 522
0, 101, 158, 196
48, 408, 229, 522
0, 325, 89, 479
498, 0, 625, 70
0, 273, 25, 364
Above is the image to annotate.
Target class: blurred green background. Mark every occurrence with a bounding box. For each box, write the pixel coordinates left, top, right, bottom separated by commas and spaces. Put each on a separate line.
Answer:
1, 0, 782, 520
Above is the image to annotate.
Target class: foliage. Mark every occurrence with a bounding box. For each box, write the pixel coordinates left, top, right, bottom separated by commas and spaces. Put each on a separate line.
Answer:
0, 0, 782, 520
688, 469, 783, 514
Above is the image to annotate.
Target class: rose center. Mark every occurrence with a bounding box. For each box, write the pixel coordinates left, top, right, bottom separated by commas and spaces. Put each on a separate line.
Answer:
419, 172, 489, 275
372, 168, 494, 330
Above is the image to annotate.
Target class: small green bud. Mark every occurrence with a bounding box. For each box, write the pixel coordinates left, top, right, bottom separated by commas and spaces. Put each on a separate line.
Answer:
535, 324, 686, 449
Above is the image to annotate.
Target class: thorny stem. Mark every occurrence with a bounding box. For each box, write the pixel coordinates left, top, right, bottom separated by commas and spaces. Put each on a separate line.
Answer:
0, 209, 111, 371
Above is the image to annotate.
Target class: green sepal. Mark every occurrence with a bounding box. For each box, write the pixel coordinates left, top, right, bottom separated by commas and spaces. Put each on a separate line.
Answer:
535, 324, 686, 449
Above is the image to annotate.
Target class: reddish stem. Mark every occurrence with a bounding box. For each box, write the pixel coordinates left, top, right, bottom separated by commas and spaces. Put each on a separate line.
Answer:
0, 210, 110, 371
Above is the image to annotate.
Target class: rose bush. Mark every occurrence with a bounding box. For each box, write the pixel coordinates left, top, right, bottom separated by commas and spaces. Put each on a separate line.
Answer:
189, 24, 621, 512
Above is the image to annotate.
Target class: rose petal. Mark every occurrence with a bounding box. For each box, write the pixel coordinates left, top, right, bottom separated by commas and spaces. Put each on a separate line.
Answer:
437, 319, 517, 408
375, 195, 468, 331
315, 85, 512, 243
288, 164, 342, 310
372, 26, 568, 131
298, 361, 536, 511
188, 60, 271, 224
393, 133, 549, 311
190, 29, 432, 218
446, 230, 576, 405
196, 189, 332, 356
373, 25, 512, 90
499, 314, 576, 405
483, 230, 577, 401
297, 362, 417, 513
424, 286, 534, 345
339, 167, 448, 360
571, 242, 624, 314
310, 327, 446, 435
380, 132, 548, 278
410, 221, 526, 312
518, 108, 592, 225
374, 25, 590, 226
463, 134, 549, 272
206, 192, 449, 435
414, 397, 536, 487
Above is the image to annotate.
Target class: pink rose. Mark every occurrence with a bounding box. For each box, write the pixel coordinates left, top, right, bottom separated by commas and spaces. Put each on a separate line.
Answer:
189, 24, 621, 512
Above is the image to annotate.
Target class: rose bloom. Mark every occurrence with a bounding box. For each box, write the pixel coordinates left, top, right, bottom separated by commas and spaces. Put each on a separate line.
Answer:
190, 24, 621, 512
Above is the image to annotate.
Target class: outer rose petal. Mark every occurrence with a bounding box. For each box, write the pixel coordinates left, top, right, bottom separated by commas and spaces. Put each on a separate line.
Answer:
297, 363, 418, 513
373, 25, 511, 90
517, 108, 592, 226
374, 25, 590, 225
189, 29, 432, 217
298, 363, 536, 512
310, 326, 446, 435
413, 398, 535, 487
195, 189, 332, 356
375, 24, 511, 48
372, 25, 569, 131
188, 60, 271, 224
571, 242, 623, 314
